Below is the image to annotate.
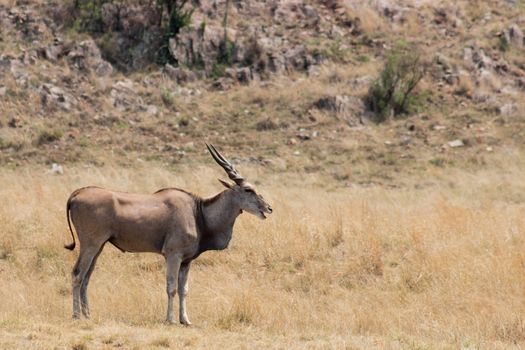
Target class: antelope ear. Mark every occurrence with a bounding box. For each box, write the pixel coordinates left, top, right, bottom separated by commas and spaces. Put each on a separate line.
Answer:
218, 178, 233, 189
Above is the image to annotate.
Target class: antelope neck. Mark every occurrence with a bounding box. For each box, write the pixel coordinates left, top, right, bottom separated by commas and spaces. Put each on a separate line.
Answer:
196, 190, 241, 255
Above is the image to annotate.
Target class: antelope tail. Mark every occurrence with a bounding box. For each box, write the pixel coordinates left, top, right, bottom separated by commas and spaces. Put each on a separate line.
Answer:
64, 195, 76, 250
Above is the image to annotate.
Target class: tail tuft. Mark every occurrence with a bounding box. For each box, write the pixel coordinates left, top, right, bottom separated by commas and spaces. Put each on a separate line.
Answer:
64, 194, 77, 251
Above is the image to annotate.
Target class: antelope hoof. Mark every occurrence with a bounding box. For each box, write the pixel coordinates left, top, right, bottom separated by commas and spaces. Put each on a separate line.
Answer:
166, 318, 176, 325
180, 319, 192, 326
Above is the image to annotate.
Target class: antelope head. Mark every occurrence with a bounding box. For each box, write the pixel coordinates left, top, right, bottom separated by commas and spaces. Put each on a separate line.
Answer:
206, 143, 273, 220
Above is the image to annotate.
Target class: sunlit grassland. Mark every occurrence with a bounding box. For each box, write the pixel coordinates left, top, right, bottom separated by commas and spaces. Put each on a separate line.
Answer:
1, 161, 525, 349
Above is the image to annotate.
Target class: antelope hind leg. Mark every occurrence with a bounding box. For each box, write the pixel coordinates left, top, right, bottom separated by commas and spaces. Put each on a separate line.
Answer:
71, 246, 102, 319
80, 244, 104, 318
165, 254, 182, 324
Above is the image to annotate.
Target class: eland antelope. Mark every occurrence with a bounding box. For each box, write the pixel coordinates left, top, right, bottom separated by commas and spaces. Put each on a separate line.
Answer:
64, 144, 272, 324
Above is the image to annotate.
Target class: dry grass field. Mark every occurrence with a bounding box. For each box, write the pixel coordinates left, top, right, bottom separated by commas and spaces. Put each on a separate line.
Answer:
1, 156, 525, 349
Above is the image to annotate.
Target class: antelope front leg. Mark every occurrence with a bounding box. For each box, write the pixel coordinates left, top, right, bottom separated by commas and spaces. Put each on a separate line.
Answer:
165, 254, 182, 324
178, 261, 191, 325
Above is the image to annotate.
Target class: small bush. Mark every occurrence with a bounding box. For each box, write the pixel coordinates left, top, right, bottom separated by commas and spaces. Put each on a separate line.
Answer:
0, 242, 13, 260
71, 341, 88, 350
115, 120, 129, 129
497, 35, 510, 52
356, 54, 370, 63
217, 292, 262, 330
326, 39, 348, 62
157, 0, 195, 65
455, 74, 474, 97
0, 134, 26, 151
365, 46, 426, 122
161, 89, 174, 107
210, 63, 227, 79
217, 39, 235, 66
151, 338, 171, 348
72, 0, 111, 33
242, 36, 264, 67
255, 117, 279, 131
36, 129, 63, 146
429, 157, 446, 167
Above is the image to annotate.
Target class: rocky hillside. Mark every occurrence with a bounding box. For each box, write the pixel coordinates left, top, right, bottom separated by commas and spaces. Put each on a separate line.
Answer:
0, 0, 524, 186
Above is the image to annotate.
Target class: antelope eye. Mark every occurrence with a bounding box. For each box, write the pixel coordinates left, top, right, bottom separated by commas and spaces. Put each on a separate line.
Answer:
244, 188, 255, 193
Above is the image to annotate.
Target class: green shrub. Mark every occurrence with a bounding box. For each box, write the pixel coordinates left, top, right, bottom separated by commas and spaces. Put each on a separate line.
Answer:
498, 35, 510, 52
72, 0, 111, 33
210, 0, 235, 73
210, 63, 227, 79
365, 46, 426, 122
356, 54, 370, 63
36, 128, 63, 146
429, 157, 446, 167
161, 89, 174, 106
310, 39, 348, 62
326, 39, 348, 62
242, 36, 264, 67
217, 39, 235, 66
157, 0, 195, 65
115, 120, 129, 129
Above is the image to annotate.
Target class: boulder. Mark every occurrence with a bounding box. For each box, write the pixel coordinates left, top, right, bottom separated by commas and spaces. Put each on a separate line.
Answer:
8, 8, 45, 39
505, 23, 524, 48
67, 39, 101, 68
463, 47, 473, 63
44, 38, 68, 61
471, 48, 492, 69
10, 60, 28, 84
273, 0, 320, 29
448, 139, 464, 148
267, 51, 287, 74
51, 163, 64, 175
284, 45, 317, 71
0, 55, 13, 70
168, 24, 223, 74
375, 0, 401, 19
225, 67, 253, 84
95, 61, 114, 77
499, 103, 517, 116
101, 2, 120, 30
211, 77, 233, 91
164, 64, 198, 84
143, 104, 159, 116
67, 39, 113, 76
314, 95, 366, 126
40, 84, 76, 111
517, 77, 525, 90
109, 79, 142, 111
21, 49, 38, 65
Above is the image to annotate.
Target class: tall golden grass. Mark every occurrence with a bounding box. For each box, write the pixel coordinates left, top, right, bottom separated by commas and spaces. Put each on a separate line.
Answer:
1, 163, 525, 349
